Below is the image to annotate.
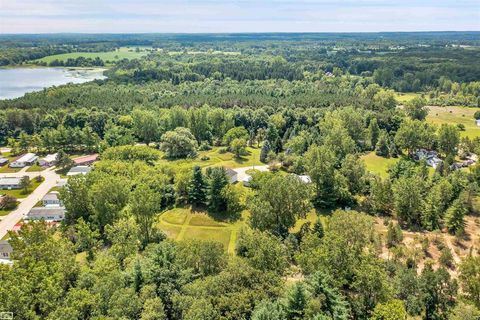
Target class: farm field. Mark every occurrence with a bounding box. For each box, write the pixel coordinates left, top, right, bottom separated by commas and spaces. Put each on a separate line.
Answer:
395, 92, 424, 104
34, 47, 151, 64
427, 105, 480, 138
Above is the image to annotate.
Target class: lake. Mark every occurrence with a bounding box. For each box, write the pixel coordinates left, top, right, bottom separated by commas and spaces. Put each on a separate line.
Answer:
0, 67, 106, 100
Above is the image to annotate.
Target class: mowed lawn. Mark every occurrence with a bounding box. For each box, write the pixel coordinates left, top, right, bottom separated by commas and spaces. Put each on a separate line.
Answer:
395, 92, 424, 104
156, 146, 263, 171
35, 47, 150, 64
1, 178, 44, 199
157, 206, 249, 254
360, 152, 399, 178
427, 105, 480, 138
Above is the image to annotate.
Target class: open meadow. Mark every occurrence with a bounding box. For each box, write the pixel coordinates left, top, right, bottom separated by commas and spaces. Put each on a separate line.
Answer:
34, 47, 151, 64
427, 105, 480, 138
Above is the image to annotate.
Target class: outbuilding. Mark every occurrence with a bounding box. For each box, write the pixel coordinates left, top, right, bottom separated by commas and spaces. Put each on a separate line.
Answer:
0, 157, 9, 166
42, 191, 62, 207
226, 168, 238, 183
73, 154, 99, 166
0, 240, 13, 259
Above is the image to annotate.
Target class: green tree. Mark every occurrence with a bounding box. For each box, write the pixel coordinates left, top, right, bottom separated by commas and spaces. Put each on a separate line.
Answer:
55, 149, 74, 170
223, 126, 249, 146
375, 130, 390, 157
105, 217, 140, 266
176, 239, 227, 277
260, 140, 271, 163
459, 255, 480, 307
132, 109, 160, 145
371, 299, 407, 320
141, 297, 167, 320
230, 138, 247, 158
206, 167, 229, 213
421, 264, 458, 320
392, 176, 423, 228
305, 144, 338, 208
60, 174, 90, 225
404, 97, 428, 120
285, 283, 308, 320
394, 120, 435, 156
386, 222, 403, 248
19, 175, 31, 194
249, 174, 311, 237
188, 166, 207, 207
367, 118, 381, 149
160, 127, 198, 158
445, 198, 467, 235
129, 184, 159, 245
437, 124, 460, 157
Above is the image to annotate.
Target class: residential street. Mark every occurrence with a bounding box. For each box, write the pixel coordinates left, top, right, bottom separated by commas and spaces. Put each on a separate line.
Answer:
0, 168, 60, 239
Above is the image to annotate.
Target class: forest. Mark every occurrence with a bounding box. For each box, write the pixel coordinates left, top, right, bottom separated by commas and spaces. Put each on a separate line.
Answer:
0, 33, 480, 320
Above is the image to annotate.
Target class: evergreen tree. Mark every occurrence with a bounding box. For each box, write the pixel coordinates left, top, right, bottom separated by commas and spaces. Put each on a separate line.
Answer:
313, 219, 324, 238
260, 140, 271, 163
386, 222, 403, 248
188, 166, 207, 207
445, 198, 467, 235
375, 130, 389, 157
207, 167, 229, 213
367, 118, 380, 150
285, 283, 308, 320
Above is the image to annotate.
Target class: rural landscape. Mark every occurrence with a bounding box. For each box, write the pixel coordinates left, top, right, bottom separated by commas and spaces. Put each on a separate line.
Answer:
0, 1, 480, 320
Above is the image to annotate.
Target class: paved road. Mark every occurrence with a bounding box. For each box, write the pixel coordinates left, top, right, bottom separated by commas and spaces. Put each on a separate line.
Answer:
232, 165, 269, 181
0, 167, 60, 239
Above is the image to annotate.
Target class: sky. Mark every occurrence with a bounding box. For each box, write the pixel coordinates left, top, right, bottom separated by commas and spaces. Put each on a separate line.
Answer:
0, 0, 479, 34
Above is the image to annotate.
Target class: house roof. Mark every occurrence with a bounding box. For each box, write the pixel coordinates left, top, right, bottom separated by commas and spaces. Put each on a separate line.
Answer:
73, 154, 99, 164
0, 178, 21, 185
67, 166, 91, 174
0, 158, 8, 164
14, 153, 37, 163
0, 240, 13, 253
41, 153, 58, 162
28, 207, 65, 217
225, 168, 237, 178
42, 192, 59, 201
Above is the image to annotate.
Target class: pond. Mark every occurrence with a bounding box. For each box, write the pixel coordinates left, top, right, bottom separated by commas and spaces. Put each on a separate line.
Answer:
0, 67, 106, 100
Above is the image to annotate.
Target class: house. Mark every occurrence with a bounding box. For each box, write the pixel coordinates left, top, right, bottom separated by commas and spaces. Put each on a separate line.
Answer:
67, 166, 91, 176
226, 168, 238, 183
56, 179, 67, 188
42, 192, 62, 207
73, 154, 99, 166
0, 177, 22, 190
476, 119, 480, 127
0, 157, 8, 166
414, 149, 442, 169
0, 240, 13, 260
297, 175, 312, 184
38, 153, 58, 167
242, 175, 252, 187
26, 206, 65, 221
426, 157, 443, 169
9, 153, 38, 168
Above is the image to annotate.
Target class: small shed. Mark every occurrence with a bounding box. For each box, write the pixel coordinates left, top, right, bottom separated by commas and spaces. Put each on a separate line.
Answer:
226, 168, 238, 184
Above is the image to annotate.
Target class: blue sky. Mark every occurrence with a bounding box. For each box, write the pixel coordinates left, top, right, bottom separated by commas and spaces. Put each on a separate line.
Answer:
0, 0, 479, 33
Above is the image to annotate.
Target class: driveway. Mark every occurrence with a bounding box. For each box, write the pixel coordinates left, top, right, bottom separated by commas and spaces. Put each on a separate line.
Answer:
233, 165, 269, 181
0, 167, 60, 239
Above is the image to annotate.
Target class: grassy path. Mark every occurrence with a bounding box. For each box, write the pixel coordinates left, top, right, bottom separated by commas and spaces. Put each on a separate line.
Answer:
176, 214, 193, 241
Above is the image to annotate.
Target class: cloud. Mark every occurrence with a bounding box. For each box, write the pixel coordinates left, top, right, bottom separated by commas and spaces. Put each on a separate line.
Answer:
0, 0, 478, 33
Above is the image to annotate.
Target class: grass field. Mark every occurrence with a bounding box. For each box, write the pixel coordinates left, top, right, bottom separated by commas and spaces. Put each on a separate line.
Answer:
34, 47, 150, 64
1, 178, 44, 199
395, 92, 424, 104
427, 105, 480, 138
156, 146, 263, 171
26, 164, 46, 172
157, 206, 248, 253
360, 152, 399, 178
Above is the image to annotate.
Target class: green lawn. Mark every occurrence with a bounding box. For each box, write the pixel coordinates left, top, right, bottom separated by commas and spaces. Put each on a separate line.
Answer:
34, 47, 150, 64
157, 205, 249, 254
1, 178, 44, 199
427, 106, 480, 138
0, 152, 21, 173
360, 152, 399, 178
156, 146, 263, 171
26, 164, 46, 172
395, 92, 424, 104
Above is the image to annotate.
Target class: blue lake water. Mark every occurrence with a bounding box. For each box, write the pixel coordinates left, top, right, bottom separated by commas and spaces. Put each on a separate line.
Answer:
0, 67, 106, 100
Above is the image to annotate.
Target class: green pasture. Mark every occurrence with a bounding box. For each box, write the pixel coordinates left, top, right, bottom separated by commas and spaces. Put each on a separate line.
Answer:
34, 47, 150, 64
427, 105, 480, 138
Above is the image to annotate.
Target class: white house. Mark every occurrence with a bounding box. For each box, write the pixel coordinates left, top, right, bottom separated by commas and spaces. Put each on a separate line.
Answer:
476, 119, 480, 127
9, 153, 38, 168
26, 207, 65, 221
0, 157, 8, 166
67, 166, 91, 176
226, 168, 238, 184
242, 175, 252, 186
0, 177, 22, 190
0, 240, 13, 260
38, 153, 58, 167
42, 192, 62, 207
